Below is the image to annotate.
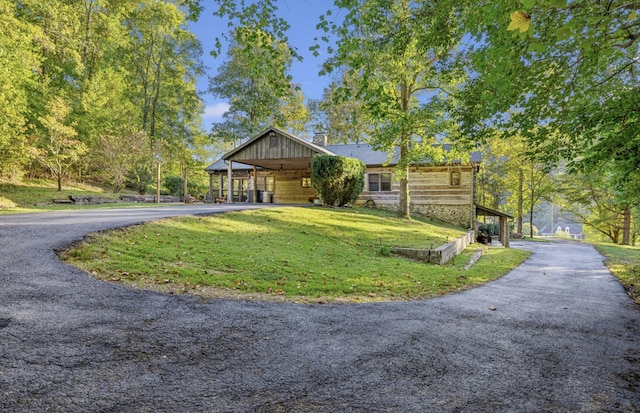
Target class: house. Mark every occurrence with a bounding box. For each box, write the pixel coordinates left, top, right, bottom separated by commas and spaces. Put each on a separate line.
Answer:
205, 127, 510, 245
538, 221, 584, 239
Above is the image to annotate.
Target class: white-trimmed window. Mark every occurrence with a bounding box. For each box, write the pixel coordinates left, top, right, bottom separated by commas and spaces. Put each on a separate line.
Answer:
369, 173, 392, 192
301, 177, 312, 188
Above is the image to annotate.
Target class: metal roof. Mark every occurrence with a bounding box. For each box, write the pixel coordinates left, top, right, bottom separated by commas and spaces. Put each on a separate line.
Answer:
204, 127, 481, 173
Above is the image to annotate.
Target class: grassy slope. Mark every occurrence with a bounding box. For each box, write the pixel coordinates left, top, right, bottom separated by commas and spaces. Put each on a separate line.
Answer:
0, 179, 144, 213
593, 242, 640, 304
63, 207, 531, 303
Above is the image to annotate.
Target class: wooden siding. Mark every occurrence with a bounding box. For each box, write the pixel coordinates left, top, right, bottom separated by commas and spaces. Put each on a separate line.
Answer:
273, 170, 317, 204
357, 166, 475, 207
229, 134, 317, 162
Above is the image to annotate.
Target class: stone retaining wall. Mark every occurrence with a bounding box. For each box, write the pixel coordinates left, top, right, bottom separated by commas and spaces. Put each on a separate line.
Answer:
392, 230, 475, 265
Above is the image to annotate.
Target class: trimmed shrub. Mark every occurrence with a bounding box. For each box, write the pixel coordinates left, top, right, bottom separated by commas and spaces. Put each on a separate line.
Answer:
311, 154, 365, 206
164, 175, 184, 197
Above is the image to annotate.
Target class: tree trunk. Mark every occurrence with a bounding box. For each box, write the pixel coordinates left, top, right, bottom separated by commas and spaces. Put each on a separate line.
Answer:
183, 165, 189, 202
397, 81, 411, 219
517, 167, 523, 234
529, 168, 534, 238
397, 142, 410, 219
398, 170, 410, 219
622, 209, 631, 245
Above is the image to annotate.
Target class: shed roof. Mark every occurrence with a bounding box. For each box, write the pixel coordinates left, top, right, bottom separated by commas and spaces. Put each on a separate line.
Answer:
476, 205, 514, 219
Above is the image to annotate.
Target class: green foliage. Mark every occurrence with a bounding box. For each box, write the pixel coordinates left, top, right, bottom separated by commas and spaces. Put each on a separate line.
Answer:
521, 223, 538, 237
0, 0, 41, 180
209, 0, 304, 145
478, 223, 498, 236
127, 161, 153, 195
476, 133, 554, 237
378, 245, 393, 257
37, 97, 87, 191
311, 154, 365, 207
163, 176, 184, 197
62, 207, 530, 302
0, 179, 128, 213
458, 0, 639, 240
2, 0, 206, 191
308, 71, 374, 144
316, 0, 469, 218
555, 170, 630, 244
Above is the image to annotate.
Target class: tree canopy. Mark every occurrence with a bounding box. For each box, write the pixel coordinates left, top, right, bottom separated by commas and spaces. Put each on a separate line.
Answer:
208, 0, 307, 144
316, 0, 470, 218
1, 0, 207, 193
455, 0, 639, 242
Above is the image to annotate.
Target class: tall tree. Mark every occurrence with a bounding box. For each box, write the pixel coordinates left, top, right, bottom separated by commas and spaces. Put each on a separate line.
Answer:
477, 134, 553, 237
556, 169, 630, 244
124, 0, 204, 145
457, 0, 639, 240
309, 70, 373, 144
317, 0, 468, 218
37, 96, 87, 191
208, 0, 301, 145
0, 0, 42, 179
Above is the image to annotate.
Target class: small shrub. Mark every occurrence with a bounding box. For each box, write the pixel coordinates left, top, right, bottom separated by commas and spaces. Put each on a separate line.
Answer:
164, 176, 184, 197
127, 163, 153, 195
478, 223, 498, 236
379, 245, 393, 257
522, 223, 539, 236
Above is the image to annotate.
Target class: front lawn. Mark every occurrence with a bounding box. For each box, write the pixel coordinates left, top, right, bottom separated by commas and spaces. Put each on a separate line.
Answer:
62, 207, 531, 303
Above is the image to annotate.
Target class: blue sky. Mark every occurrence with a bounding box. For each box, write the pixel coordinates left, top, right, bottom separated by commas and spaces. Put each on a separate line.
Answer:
189, 0, 339, 131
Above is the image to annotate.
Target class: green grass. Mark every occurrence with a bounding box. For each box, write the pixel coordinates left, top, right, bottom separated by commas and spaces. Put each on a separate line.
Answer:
62, 207, 531, 303
592, 242, 640, 304
0, 179, 158, 213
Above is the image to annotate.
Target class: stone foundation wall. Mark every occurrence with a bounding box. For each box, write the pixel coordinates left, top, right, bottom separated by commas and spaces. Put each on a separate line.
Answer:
411, 204, 472, 228
365, 203, 472, 228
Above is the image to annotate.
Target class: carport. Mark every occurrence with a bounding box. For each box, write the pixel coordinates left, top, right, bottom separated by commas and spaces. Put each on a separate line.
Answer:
476, 205, 513, 247
206, 127, 332, 204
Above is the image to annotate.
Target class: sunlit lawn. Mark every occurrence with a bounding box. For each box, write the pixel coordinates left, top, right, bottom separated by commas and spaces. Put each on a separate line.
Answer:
62, 207, 531, 303
0, 179, 162, 213
593, 242, 640, 304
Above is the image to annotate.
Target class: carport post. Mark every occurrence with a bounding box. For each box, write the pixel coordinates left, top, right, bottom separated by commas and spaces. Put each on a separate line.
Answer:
208, 173, 213, 203
252, 165, 258, 204
227, 161, 233, 203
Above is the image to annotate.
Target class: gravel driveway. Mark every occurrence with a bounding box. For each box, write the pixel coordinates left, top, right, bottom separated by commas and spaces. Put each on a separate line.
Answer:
1, 205, 639, 412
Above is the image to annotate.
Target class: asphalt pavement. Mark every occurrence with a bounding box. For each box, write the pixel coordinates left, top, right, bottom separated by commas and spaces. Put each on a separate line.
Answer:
0, 205, 638, 412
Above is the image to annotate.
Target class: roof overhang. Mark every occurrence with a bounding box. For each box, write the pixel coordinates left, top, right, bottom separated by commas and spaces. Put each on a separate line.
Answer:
476, 205, 514, 219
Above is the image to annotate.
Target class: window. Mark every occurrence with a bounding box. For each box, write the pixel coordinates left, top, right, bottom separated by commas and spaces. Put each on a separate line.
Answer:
301, 177, 312, 188
450, 171, 461, 186
369, 173, 392, 192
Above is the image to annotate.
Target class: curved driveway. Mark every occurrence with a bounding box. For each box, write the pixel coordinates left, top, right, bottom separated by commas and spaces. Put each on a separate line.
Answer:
1, 205, 639, 412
